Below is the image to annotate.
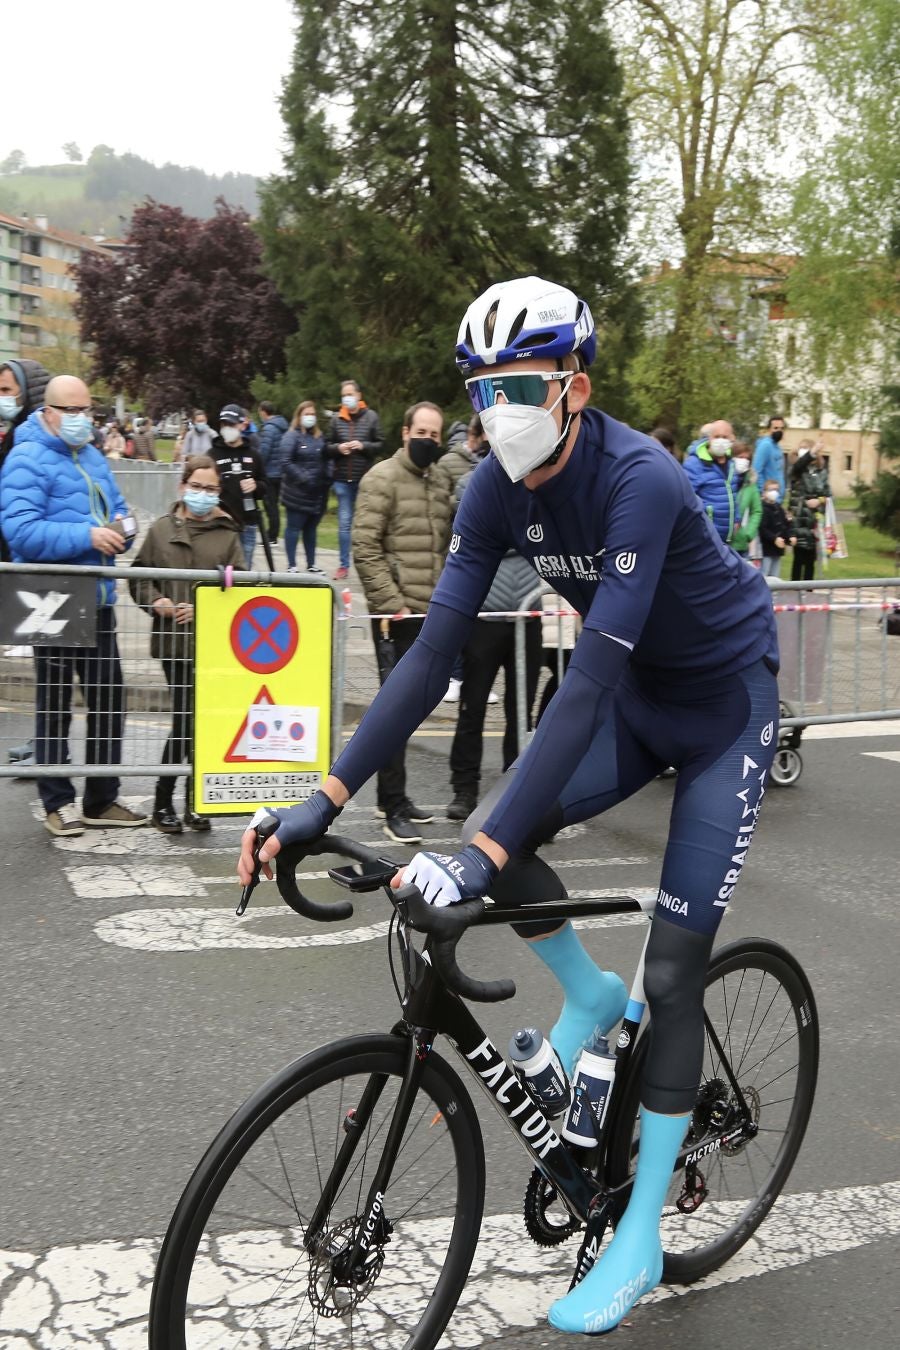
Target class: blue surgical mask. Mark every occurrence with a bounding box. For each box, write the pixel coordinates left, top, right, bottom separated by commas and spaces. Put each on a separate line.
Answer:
58, 412, 94, 448
341, 395, 359, 411
302, 414, 316, 429
183, 489, 219, 516
0, 395, 20, 422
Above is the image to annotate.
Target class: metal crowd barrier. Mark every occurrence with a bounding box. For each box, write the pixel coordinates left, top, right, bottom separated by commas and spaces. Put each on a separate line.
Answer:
0, 563, 345, 779
1, 565, 898, 780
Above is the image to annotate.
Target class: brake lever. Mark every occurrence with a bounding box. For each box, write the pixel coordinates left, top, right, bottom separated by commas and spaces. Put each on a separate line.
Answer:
237, 810, 280, 915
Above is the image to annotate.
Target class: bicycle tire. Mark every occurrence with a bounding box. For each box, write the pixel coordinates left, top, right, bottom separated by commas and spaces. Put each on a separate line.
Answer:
149, 1033, 485, 1350
608, 937, 819, 1284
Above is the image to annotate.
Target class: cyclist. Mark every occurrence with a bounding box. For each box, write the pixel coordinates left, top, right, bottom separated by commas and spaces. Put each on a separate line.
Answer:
238, 275, 780, 1335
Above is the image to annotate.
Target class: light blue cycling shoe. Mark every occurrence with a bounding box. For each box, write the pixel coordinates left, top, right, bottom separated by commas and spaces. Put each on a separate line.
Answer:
548, 1109, 689, 1335
528, 922, 628, 1077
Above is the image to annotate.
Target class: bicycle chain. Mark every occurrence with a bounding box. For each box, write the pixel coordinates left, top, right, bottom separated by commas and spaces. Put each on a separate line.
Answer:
523, 1168, 583, 1247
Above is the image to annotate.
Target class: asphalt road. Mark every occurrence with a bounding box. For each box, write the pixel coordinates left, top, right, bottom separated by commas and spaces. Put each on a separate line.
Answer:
0, 723, 898, 1348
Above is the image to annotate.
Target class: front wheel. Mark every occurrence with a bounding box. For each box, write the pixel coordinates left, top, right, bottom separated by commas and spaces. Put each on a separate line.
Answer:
150, 1033, 485, 1349
609, 938, 819, 1284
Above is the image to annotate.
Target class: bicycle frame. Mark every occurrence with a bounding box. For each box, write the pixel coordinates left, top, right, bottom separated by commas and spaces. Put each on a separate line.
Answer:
312, 891, 658, 1275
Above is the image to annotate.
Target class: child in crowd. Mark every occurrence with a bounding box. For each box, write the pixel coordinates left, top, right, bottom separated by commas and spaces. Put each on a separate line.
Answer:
758, 477, 796, 578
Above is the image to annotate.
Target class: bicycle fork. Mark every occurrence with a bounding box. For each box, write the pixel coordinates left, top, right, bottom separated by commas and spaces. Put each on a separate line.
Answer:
304, 1034, 428, 1277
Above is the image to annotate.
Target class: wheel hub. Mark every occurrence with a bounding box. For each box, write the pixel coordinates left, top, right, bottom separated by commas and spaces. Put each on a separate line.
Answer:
307, 1214, 389, 1316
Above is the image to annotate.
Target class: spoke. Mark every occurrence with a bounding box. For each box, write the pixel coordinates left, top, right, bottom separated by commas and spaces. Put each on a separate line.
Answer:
733, 970, 767, 1076
307, 1094, 325, 1197
272, 1124, 304, 1228
391, 1159, 459, 1224
238, 1164, 304, 1217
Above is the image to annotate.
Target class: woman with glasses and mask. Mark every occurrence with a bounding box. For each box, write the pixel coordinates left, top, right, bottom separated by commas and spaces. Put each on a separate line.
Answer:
240, 276, 782, 1338
130, 455, 245, 834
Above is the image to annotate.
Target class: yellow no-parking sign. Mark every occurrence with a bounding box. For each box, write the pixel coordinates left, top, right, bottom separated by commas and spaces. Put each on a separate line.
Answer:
192, 583, 334, 815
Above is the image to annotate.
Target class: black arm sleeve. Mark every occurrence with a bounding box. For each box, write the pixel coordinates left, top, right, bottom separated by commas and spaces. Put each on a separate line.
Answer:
330, 602, 474, 797
480, 629, 630, 856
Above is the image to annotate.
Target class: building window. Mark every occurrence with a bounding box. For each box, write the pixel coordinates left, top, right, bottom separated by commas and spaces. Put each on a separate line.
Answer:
844, 453, 853, 472
785, 333, 797, 363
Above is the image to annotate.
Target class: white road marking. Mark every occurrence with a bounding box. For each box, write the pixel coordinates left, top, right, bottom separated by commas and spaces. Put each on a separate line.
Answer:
0, 1182, 896, 1348
863, 750, 900, 763
93, 891, 656, 952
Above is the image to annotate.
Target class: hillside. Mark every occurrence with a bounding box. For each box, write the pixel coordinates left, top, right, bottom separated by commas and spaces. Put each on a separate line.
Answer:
0, 148, 259, 235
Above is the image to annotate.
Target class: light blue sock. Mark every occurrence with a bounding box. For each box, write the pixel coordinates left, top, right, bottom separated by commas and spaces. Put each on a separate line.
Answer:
528, 922, 628, 1077
548, 1108, 689, 1335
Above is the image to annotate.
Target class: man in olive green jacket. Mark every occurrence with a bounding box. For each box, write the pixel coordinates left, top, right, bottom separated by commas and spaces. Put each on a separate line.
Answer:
352, 400, 452, 842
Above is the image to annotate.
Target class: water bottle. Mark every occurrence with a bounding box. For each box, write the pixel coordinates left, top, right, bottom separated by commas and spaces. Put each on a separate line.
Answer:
561, 1034, 617, 1146
508, 1028, 570, 1118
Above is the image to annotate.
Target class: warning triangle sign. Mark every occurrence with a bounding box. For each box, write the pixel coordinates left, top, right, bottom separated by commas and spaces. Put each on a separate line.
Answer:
224, 684, 275, 762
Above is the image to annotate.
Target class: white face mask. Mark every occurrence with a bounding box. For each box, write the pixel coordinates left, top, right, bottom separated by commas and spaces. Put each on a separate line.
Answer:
733, 456, 750, 474
764, 489, 779, 502
221, 425, 241, 445
480, 378, 573, 483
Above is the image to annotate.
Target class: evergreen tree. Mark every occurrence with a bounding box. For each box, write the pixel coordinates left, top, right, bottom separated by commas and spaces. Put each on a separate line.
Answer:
259, 0, 635, 439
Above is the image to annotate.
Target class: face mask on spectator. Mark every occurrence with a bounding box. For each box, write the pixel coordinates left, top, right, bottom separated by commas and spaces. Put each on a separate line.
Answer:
302, 414, 316, 429
341, 394, 359, 411
709, 436, 732, 457
407, 437, 443, 469
221, 425, 241, 445
771, 429, 784, 443
733, 456, 750, 474
59, 412, 94, 448
183, 489, 219, 516
193, 419, 206, 429
0, 395, 20, 421
764, 489, 779, 502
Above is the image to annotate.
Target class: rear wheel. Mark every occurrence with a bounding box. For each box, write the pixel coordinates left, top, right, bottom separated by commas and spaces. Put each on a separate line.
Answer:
150, 1033, 485, 1349
609, 938, 818, 1283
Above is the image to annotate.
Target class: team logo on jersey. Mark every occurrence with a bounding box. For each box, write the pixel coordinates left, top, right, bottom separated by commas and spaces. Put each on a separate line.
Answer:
760, 721, 774, 747
449, 533, 461, 553
526, 523, 544, 543
615, 551, 637, 574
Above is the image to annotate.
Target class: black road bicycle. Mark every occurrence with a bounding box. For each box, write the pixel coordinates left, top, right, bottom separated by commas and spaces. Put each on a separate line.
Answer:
149, 832, 819, 1349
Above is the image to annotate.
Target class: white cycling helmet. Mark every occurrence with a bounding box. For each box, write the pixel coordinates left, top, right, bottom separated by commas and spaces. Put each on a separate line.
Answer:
455, 276, 596, 376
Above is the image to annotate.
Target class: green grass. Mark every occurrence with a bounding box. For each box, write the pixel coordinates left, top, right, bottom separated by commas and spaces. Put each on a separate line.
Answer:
819, 519, 899, 580
2, 169, 87, 204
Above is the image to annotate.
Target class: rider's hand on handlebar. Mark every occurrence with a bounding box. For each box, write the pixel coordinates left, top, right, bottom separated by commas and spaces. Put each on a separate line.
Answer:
395, 844, 499, 908
236, 789, 342, 887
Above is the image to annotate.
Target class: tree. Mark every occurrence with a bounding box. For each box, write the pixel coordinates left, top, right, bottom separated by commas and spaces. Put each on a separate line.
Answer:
785, 0, 899, 431
1, 149, 26, 174
614, 0, 826, 433
259, 0, 635, 440
74, 201, 295, 417
62, 142, 83, 164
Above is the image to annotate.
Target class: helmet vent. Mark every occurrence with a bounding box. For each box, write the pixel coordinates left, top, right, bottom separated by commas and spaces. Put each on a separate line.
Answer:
505, 308, 528, 346
484, 300, 500, 345
515, 330, 557, 349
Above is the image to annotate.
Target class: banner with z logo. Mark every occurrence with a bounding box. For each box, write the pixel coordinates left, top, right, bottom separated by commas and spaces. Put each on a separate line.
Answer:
0, 576, 97, 647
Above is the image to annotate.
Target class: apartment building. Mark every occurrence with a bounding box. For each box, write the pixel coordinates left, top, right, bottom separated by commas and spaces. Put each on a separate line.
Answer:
0, 211, 112, 363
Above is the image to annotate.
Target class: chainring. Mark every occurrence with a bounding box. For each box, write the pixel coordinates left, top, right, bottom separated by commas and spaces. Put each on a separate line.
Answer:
523, 1168, 583, 1247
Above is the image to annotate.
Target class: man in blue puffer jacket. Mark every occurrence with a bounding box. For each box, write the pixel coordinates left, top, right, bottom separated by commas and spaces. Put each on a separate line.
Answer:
682, 418, 738, 543
0, 375, 149, 838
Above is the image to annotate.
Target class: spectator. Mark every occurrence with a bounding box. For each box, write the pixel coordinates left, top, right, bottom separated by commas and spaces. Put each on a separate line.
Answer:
752, 413, 787, 501
447, 470, 542, 820
179, 409, 217, 460
650, 426, 680, 460
535, 591, 581, 723
326, 378, 383, 580
788, 440, 830, 581
130, 455, 245, 833
280, 400, 329, 572
131, 416, 157, 461
682, 419, 737, 543
210, 403, 267, 567
104, 421, 126, 459
0, 375, 148, 837
257, 401, 289, 544
730, 442, 762, 561
758, 477, 796, 578
0, 358, 51, 561
352, 400, 451, 842
440, 415, 486, 703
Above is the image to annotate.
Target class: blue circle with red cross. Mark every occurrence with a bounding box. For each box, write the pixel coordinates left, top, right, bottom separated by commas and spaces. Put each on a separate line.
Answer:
230, 597, 299, 674
290, 721, 305, 741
